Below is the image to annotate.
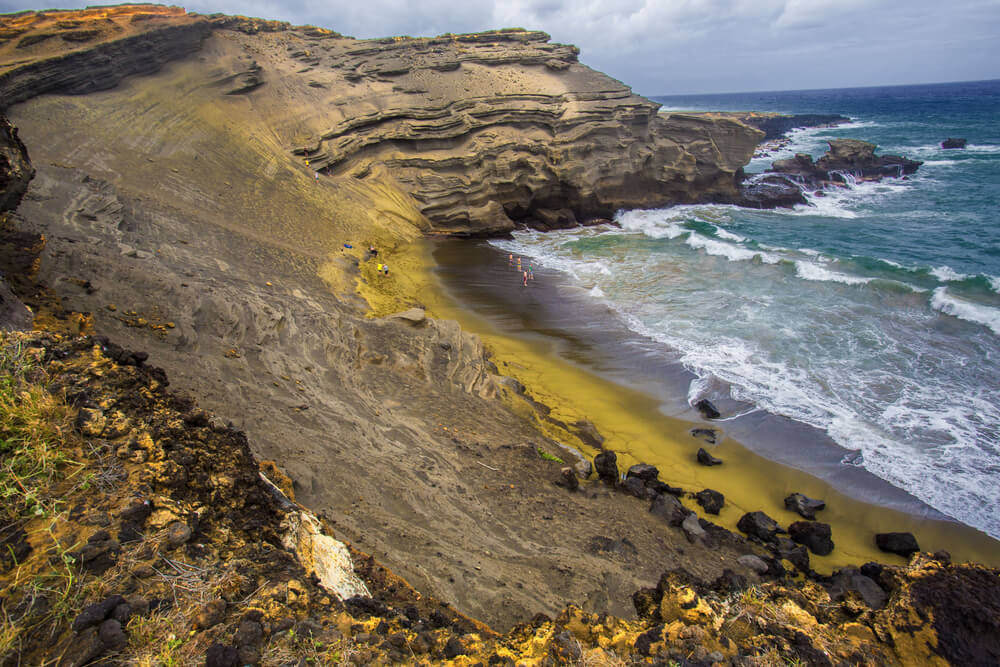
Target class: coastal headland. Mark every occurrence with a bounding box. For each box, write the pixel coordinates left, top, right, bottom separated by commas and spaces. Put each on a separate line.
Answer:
1, 5, 998, 665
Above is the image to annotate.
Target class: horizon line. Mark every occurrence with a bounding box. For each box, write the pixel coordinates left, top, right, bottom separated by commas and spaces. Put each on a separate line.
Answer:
648, 77, 1000, 99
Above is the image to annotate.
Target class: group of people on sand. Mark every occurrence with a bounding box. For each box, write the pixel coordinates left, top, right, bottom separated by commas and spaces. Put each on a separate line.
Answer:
370, 245, 389, 275
509, 253, 534, 286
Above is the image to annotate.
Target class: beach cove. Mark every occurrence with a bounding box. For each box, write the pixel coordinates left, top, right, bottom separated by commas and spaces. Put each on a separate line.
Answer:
425, 237, 1000, 571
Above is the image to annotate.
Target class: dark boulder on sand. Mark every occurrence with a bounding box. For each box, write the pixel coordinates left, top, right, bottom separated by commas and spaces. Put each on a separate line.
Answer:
689, 428, 718, 444
626, 463, 660, 483
593, 451, 619, 486
696, 448, 722, 466
694, 489, 725, 515
650, 493, 691, 527
648, 480, 685, 496
876, 532, 920, 558
773, 538, 810, 573
784, 492, 826, 520
941, 137, 967, 149
788, 521, 835, 556
621, 476, 655, 500
694, 399, 720, 419
737, 511, 783, 542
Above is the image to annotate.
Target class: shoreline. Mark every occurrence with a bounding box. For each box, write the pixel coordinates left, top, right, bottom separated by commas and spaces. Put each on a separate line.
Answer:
423, 237, 1000, 571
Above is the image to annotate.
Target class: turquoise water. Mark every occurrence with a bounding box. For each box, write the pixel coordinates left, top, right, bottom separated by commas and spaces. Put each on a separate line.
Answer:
487, 80, 1000, 540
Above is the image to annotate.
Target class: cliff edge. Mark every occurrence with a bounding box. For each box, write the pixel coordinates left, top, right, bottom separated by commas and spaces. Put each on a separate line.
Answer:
0, 5, 761, 236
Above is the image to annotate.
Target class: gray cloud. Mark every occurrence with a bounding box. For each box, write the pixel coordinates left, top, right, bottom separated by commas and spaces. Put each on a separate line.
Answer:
1, 0, 997, 94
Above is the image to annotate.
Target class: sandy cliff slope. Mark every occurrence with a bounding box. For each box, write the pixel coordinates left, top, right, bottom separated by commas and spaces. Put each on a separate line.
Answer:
0, 5, 767, 629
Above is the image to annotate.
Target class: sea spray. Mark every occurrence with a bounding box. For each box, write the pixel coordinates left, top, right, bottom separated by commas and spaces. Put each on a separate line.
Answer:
482, 80, 1000, 539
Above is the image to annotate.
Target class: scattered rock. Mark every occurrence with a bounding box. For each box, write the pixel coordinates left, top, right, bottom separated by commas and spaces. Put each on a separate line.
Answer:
442, 636, 465, 659
58, 626, 105, 667
205, 643, 240, 667
784, 492, 825, 520
694, 399, 720, 419
593, 451, 618, 486
75, 407, 107, 436
826, 568, 887, 609
574, 458, 592, 479
621, 476, 654, 500
625, 463, 659, 482
648, 480, 685, 496
773, 538, 810, 573
72, 595, 126, 633
694, 489, 724, 515
97, 618, 128, 651
875, 532, 920, 557
689, 427, 717, 444
194, 600, 227, 630
788, 521, 835, 556
554, 466, 579, 491
681, 513, 706, 543
737, 554, 769, 575
649, 493, 691, 527
696, 448, 722, 466
75, 532, 121, 574
941, 138, 967, 149
587, 536, 637, 559
737, 511, 783, 543
165, 521, 192, 549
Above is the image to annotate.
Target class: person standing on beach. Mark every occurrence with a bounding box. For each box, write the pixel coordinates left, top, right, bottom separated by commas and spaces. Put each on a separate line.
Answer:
508, 253, 514, 266
522, 270, 528, 287
528, 264, 534, 280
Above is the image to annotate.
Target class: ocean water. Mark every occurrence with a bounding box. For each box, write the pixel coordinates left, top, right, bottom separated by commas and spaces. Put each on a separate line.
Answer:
483, 80, 1000, 540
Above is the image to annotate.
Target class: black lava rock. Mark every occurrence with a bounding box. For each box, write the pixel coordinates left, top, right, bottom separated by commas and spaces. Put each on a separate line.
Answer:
625, 463, 660, 483
875, 532, 920, 557
784, 492, 826, 520
694, 399, 721, 419
737, 511, 783, 542
696, 448, 722, 466
694, 489, 725, 515
650, 493, 691, 527
593, 451, 619, 486
72, 595, 126, 633
789, 520, 835, 556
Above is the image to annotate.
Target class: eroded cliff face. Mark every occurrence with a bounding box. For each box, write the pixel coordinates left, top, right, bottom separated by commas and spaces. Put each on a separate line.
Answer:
283, 29, 761, 234
0, 6, 761, 236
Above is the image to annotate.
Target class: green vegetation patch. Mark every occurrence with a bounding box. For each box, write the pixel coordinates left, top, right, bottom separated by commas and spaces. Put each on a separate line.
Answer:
536, 447, 564, 464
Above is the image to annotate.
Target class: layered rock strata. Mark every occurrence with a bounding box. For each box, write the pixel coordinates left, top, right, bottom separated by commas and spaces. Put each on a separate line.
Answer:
0, 7, 763, 237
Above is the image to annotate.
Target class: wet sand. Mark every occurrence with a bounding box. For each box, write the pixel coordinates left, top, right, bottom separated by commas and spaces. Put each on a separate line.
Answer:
428, 238, 1000, 570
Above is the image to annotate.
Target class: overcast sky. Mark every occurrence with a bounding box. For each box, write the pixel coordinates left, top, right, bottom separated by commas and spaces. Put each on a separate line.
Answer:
2, 0, 998, 95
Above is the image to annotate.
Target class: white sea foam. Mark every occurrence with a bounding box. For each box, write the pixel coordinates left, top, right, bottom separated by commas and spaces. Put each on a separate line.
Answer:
966, 144, 1000, 153
487, 199, 1000, 539
931, 265, 970, 282
794, 261, 872, 285
921, 160, 958, 167
685, 233, 781, 263
931, 287, 1000, 335
713, 225, 746, 242
616, 208, 689, 239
